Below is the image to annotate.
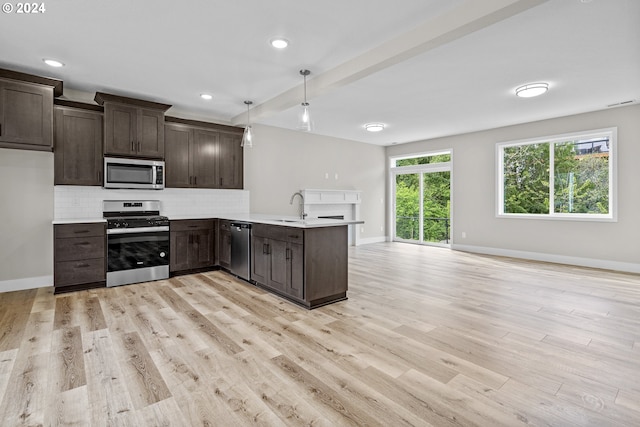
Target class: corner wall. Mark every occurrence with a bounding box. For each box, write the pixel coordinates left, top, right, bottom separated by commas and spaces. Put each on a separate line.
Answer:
244, 124, 387, 244
386, 105, 640, 272
0, 148, 54, 291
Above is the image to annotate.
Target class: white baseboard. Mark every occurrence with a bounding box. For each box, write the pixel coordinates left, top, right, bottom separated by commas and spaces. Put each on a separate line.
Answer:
356, 236, 387, 246
0, 275, 53, 293
452, 244, 640, 274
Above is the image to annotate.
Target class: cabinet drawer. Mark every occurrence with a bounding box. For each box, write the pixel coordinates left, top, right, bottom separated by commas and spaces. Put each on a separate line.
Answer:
55, 258, 105, 287
171, 219, 214, 232
252, 224, 303, 243
55, 223, 105, 239
55, 236, 105, 262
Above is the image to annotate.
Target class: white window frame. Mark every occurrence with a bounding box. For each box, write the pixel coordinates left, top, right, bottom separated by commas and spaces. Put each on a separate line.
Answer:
496, 127, 617, 222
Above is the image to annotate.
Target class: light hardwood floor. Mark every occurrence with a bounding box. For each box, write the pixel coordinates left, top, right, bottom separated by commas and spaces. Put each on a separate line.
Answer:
1, 242, 639, 426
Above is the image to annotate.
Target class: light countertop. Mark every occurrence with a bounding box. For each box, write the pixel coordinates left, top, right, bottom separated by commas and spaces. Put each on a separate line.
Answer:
53, 213, 363, 229
52, 218, 106, 225
170, 213, 364, 229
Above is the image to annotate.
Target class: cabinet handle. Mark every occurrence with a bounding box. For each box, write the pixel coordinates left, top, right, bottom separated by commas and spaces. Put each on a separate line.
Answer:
131, 141, 135, 151
286, 248, 290, 260
75, 263, 90, 268
194, 176, 197, 186
288, 235, 299, 239
189, 176, 192, 185
73, 230, 90, 234
219, 177, 223, 186
0, 123, 2, 136
73, 241, 90, 246
97, 170, 101, 183
137, 141, 141, 152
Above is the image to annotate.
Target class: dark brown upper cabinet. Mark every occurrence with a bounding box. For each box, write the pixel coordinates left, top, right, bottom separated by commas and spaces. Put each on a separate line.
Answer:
164, 117, 244, 189
218, 132, 243, 189
54, 102, 104, 186
95, 92, 171, 159
0, 69, 63, 152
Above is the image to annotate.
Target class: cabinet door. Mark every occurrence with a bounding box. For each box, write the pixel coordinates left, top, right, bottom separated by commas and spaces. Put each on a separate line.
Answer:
287, 243, 304, 299
251, 235, 269, 284
0, 79, 53, 149
218, 133, 243, 189
267, 239, 288, 293
219, 230, 231, 268
138, 108, 164, 158
191, 228, 215, 269
104, 103, 136, 156
54, 107, 103, 185
165, 124, 192, 187
191, 129, 218, 187
170, 230, 191, 272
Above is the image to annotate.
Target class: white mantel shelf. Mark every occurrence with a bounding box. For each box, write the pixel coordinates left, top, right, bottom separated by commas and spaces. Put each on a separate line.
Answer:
301, 189, 362, 204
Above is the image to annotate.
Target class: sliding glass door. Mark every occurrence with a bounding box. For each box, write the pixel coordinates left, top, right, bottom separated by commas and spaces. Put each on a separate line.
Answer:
392, 152, 451, 246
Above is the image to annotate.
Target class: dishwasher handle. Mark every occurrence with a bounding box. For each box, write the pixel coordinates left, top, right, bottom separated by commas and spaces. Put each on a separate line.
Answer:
230, 222, 252, 231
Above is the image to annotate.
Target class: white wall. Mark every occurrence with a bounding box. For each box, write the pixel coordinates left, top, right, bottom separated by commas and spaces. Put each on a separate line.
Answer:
386, 104, 640, 272
0, 148, 54, 291
245, 124, 387, 243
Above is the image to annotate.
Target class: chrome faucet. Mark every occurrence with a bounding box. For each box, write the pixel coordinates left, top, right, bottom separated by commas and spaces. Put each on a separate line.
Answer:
289, 191, 307, 220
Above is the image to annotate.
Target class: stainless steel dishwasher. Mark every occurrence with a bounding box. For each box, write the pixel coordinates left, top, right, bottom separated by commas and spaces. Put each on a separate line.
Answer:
230, 222, 251, 281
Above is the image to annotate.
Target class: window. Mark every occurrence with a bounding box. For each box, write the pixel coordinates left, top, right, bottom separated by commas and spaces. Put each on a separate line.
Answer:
497, 128, 616, 220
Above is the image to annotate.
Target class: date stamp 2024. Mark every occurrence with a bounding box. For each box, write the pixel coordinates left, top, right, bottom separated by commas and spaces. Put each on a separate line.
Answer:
2, 2, 46, 14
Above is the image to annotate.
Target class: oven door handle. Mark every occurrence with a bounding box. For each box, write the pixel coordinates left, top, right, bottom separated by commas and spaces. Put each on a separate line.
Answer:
107, 226, 170, 235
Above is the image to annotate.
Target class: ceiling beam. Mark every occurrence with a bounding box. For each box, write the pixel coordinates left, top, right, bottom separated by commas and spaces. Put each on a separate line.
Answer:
231, 0, 548, 126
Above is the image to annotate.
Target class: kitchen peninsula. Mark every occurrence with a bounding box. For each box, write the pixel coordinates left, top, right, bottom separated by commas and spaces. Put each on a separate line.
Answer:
177, 214, 364, 309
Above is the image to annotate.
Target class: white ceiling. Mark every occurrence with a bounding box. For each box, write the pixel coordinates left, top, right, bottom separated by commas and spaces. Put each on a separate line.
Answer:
1, 0, 638, 146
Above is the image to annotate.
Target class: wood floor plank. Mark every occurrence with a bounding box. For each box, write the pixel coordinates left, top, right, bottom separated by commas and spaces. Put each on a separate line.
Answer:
82, 329, 139, 426
45, 385, 91, 427
81, 295, 107, 332
271, 354, 382, 426
116, 331, 172, 409
50, 326, 87, 392
0, 242, 639, 425
0, 291, 35, 352
0, 352, 48, 426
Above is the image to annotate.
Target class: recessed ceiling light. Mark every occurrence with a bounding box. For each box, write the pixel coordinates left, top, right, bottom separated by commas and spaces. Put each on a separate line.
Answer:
270, 38, 289, 49
365, 123, 385, 132
200, 93, 213, 100
515, 82, 549, 98
43, 59, 64, 68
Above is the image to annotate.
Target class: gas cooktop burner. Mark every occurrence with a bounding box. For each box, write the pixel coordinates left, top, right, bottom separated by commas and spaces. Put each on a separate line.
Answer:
103, 200, 169, 229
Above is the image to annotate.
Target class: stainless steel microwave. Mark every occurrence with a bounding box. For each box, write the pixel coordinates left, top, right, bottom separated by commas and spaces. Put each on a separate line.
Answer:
104, 157, 165, 190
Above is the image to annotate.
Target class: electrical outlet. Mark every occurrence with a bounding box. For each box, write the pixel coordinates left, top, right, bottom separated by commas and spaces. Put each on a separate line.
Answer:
334, 173, 339, 180
325, 172, 329, 179
461, 232, 467, 239
360, 226, 364, 233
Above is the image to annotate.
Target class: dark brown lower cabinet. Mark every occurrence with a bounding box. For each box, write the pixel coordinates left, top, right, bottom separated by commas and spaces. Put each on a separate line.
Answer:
218, 220, 232, 269
170, 219, 215, 273
54, 222, 106, 294
251, 224, 346, 308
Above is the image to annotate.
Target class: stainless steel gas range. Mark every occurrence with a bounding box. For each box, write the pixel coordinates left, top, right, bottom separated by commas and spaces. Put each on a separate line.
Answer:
103, 200, 169, 287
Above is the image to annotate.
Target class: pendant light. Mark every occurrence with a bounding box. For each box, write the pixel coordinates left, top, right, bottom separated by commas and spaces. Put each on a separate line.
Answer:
297, 69, 312, 132
241, 100, 253, 148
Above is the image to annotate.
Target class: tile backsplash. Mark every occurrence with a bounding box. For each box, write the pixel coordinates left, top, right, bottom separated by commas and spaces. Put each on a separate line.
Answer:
54, 186, 250, 219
